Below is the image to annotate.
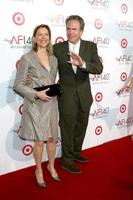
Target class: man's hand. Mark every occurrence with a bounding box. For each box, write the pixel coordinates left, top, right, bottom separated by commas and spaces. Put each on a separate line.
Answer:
68, 52, 84, 66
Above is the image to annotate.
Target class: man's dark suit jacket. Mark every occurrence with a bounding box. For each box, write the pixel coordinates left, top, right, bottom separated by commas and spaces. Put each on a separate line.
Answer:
53, 39, 103, 115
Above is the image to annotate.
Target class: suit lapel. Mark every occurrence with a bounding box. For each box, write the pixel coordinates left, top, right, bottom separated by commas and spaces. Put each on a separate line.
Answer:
79, 40, 86, 58
63, 41, 76, 74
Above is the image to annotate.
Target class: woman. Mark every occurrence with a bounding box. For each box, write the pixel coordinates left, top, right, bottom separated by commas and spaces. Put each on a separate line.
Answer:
14, 24, 60, 188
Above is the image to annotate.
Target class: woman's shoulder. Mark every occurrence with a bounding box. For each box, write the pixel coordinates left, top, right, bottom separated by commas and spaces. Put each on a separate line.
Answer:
50, 55, 57, 62
21, 50, 35, 60
49, 55, 58, 67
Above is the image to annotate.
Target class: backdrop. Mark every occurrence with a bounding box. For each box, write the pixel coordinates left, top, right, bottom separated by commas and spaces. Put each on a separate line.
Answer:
0, 0, 133, 175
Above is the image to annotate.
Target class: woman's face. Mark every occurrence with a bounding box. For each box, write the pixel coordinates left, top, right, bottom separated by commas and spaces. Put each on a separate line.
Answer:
34, 27, 50, 49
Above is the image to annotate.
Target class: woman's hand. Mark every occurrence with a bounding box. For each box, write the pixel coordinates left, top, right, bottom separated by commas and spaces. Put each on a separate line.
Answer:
36, 88, 51, 101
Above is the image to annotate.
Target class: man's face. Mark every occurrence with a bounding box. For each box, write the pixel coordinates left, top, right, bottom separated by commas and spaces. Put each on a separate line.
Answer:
66, 19, 83, 44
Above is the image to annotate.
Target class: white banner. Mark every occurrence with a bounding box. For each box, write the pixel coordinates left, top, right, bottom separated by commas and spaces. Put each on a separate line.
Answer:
0, 0, 133, 175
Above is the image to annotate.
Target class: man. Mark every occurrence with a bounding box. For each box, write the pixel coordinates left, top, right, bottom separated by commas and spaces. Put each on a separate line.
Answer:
53, 15, 103, 174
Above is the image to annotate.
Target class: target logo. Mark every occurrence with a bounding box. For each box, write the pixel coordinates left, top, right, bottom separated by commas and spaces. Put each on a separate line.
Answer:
12, 12, 25, 25
121, 39, 128, 48
120, 104, 126, 113
53, 0, 64, 5
95, 19, 102, 29
95, 92, 103, 102
55, 36, 64, 43
121, 4, 128, 14
16, 59, 21, 70
95, 126, 102, 135
120, 72, 127, 81
19, 104, 23, 115
22, 145, 33, 156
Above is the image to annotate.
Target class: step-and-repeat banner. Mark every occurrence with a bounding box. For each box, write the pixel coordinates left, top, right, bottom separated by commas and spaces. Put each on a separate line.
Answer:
0, 0, 133, 175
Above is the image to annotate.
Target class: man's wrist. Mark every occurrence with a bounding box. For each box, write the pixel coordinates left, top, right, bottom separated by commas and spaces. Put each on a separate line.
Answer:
79, 61, 86, 68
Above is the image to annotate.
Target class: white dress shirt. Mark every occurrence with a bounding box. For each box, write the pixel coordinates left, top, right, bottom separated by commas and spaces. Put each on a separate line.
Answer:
69, 40, 86, 73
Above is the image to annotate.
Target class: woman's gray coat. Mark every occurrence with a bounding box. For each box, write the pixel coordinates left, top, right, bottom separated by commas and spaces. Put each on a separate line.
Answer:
14, 50, 59, 141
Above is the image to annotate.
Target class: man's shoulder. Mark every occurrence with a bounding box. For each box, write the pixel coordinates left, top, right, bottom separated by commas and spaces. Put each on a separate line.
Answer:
81, 39, 96, 46
53, 41, 67, 48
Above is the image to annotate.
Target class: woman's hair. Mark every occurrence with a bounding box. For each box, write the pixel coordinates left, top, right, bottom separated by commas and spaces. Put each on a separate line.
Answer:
32, 24, 53, 55
65, 15, 85, 31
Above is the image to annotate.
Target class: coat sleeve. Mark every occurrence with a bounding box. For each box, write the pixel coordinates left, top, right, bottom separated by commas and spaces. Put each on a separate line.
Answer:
13, 55, 37, 103
80, 42, 103, 75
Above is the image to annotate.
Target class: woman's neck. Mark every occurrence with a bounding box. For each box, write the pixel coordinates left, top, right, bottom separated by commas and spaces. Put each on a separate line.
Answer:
37, 48, 48, 56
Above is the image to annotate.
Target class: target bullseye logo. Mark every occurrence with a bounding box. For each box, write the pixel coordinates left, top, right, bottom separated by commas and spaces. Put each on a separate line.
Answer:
95, 126, 102, 135
16, 59, 21, 70
120, 104, 126, 113
19, 104, 23, 115
55, 36, 64, 43
121, 39, 128, 48
95, 19, 102, 29
121, 4, 128, 14
53, 0, 64, 5
95, 92, 103, 102
12, 12, 25, 25
22, 145, 33, 156
120, 72, 127, 81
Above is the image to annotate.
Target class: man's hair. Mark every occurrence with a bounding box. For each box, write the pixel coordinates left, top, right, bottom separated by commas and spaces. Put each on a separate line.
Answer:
65, 15, 85, 30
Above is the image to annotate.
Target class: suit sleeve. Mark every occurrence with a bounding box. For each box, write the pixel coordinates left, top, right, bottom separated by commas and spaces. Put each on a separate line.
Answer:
79, 43, 103, 75
13, 55, 37, 103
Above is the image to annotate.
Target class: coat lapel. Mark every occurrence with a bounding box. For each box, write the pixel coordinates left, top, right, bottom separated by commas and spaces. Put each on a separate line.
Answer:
63, 41, 76, 74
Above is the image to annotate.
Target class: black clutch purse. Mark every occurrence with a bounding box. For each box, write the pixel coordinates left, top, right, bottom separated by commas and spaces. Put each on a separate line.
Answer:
34, 83, 61, 97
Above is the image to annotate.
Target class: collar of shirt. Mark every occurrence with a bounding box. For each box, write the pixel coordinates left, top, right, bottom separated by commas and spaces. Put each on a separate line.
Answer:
68, 40, 81, 55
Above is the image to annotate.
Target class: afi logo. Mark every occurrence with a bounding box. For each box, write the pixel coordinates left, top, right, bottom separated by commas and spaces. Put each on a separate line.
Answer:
91, 107, 109, 118
118, 21, 133, 29
50, 15, 64, 24
89, 0, 110, 8
116, 88, 131, 96
91, 73, 110, 82
93, 37, 109, 46
10, 35, 31, 45
116, 117, 133, 128
116, 55, 133, 63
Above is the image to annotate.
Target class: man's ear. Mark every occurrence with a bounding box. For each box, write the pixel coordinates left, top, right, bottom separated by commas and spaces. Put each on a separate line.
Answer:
80, 30, 83, 37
